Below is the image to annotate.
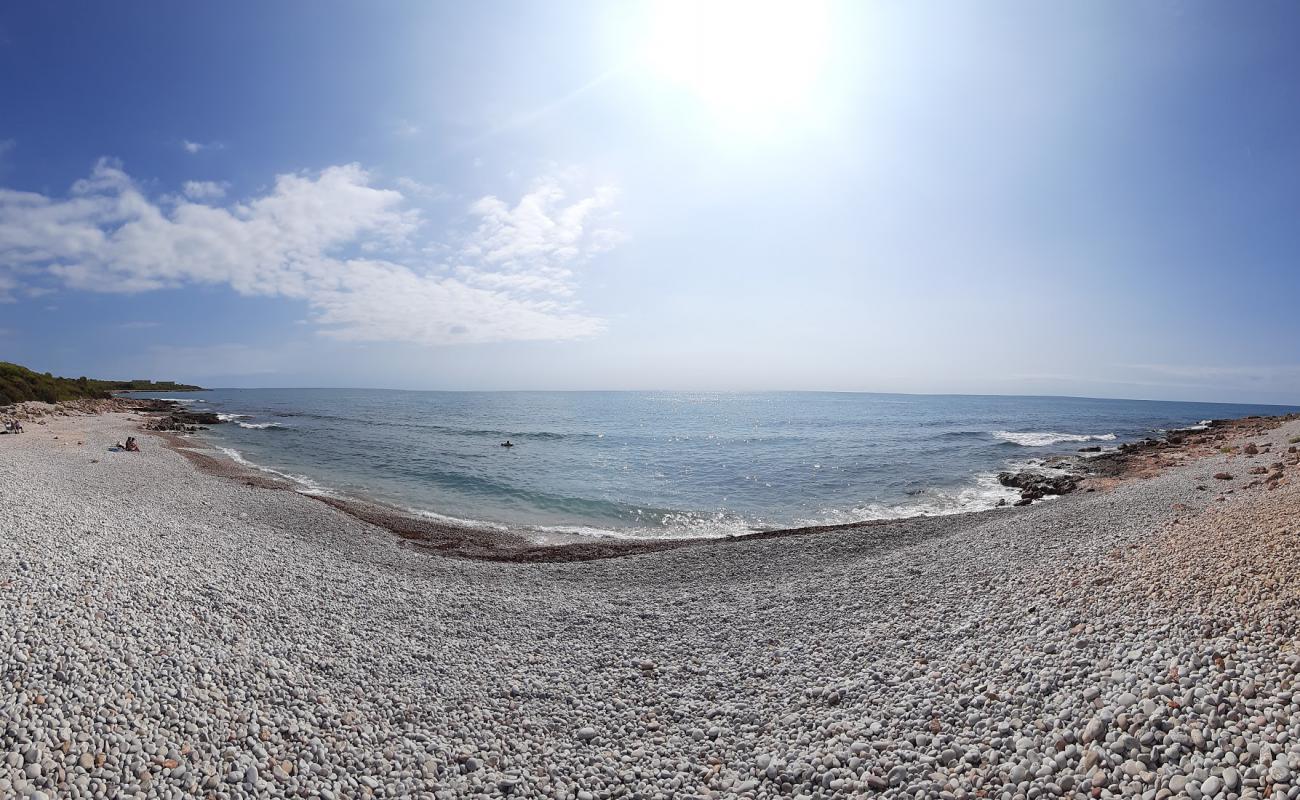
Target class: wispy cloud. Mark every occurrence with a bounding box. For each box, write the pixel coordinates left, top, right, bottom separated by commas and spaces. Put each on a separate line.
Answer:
181, 180, 227, 201
393, 177, 450, 201
181, 139, 223, 154
458, 176, 622, 296
0, 159, 620, 345
1123, 363, 1300, 382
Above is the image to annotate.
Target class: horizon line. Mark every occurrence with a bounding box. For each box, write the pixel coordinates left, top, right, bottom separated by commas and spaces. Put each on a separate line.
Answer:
120, 386, 1300, 408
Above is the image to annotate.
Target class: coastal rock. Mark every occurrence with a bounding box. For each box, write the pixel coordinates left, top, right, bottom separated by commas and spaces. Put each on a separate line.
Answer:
144, 408, 225, 432
997, 470, 1080, 502
1214, 473, 1233, 480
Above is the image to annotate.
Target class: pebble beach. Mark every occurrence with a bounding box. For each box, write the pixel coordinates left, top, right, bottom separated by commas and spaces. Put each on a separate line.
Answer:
2, 410, 1300, 800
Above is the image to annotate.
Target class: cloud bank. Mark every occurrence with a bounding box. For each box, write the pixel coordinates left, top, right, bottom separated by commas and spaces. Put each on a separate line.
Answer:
0, 160, 620, 344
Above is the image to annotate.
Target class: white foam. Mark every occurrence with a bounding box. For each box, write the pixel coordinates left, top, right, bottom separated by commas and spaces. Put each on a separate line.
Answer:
1076, 447, 1118, 459
235, 421, 284, 430
534, 472, 1029, 541
214, 446, 331, 495
216, 413, 250, 421
812, 471, 1022, 525
531, 511, 757, 541
158, 397, 200, 403
407, 507, 511, 532
992, 431, 1117, 447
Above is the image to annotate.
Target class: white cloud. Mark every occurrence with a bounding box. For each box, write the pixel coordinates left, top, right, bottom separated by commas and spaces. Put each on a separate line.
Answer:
458, 177, 622, 296
0, 159, 620, 345
393, 177, 450, 201
181, 139, 223, 154
182, 180, 227, 201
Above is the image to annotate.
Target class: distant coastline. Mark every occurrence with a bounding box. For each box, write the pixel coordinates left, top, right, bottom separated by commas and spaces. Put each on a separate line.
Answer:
0, 360, 203, 405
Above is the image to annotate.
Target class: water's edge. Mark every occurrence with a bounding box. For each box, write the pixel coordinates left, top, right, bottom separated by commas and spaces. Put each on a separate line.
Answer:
124, 390, 1299, 541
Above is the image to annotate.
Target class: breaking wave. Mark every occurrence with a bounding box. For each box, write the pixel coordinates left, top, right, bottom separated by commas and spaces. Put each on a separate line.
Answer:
992, 431, 1117, 447
215, 447, 330, 494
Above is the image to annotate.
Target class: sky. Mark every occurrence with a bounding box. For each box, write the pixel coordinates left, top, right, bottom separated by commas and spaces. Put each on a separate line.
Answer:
0, 1, 1298, 403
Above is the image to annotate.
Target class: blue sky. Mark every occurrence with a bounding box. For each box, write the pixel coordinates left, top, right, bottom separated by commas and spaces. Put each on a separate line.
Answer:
0, 1, 1297, 403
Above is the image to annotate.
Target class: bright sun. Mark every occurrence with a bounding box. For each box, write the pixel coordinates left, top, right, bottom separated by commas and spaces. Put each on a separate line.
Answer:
643, 0, 831, 121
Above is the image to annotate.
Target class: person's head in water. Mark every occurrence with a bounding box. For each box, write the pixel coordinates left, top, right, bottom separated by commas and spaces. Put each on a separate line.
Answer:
502, 440, 513, 447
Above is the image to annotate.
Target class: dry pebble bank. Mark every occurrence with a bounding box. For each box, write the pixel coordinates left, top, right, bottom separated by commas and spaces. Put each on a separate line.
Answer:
1, 412, 1299, 800
2, 399, 145, 422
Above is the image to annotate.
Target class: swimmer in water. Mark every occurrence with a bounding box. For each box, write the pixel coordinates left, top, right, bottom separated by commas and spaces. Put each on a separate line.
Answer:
501, 440, 514, 448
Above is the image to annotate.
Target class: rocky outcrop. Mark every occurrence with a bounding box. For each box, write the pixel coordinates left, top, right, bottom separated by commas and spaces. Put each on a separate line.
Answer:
143, 409, 222, 432
997, 470, 1081, 504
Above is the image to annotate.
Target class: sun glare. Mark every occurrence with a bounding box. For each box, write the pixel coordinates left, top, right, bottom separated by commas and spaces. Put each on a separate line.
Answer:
644, 0, 831, 121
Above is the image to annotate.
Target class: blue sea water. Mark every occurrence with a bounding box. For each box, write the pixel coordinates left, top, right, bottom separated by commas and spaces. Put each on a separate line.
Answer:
124, 390, 1297, 539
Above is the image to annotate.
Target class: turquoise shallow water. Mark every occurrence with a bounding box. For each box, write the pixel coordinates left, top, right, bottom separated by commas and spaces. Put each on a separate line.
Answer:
125, 390, 1297, 539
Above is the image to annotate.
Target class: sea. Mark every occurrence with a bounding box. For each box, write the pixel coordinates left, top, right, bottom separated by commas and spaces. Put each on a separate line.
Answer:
122, 390, 1297, 540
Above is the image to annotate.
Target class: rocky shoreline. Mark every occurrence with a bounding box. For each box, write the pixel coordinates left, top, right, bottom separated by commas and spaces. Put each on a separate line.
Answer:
2, 408, 1299, 799
0, 397, 222, 431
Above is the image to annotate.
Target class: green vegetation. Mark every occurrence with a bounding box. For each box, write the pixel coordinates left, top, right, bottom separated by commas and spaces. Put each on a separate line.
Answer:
89, 378, 206, 393
0, 362, 204, 405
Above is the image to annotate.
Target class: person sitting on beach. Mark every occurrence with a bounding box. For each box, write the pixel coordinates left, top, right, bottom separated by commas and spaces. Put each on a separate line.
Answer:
501, 440, 514, 448
125, 436, 140, 452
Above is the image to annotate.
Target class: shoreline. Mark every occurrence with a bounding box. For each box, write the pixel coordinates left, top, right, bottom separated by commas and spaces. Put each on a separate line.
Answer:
2, 406, 1299, 797
145, 407, 1298, 562
7, 396, 1298, 564
153, 425, 964, 562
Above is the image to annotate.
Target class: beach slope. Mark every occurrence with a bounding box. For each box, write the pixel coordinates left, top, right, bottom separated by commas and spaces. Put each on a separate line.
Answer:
1, 411, 1299, 798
